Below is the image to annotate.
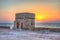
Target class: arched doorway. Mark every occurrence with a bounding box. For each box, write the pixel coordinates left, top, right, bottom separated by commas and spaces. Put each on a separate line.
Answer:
17, 22, 19, 29
21, 22, 23, 29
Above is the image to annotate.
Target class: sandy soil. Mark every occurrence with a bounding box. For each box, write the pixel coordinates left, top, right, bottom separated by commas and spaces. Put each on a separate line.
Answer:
0, 28, 60, 40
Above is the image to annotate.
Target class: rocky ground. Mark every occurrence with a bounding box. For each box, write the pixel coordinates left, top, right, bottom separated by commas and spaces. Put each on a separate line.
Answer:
0, 28, 60, 40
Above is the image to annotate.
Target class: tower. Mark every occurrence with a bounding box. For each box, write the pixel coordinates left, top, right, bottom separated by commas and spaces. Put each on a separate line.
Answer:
14, 12, 35, 30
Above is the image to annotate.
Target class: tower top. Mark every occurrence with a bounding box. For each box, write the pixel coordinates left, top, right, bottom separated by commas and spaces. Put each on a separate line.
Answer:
16, 12, 35, 19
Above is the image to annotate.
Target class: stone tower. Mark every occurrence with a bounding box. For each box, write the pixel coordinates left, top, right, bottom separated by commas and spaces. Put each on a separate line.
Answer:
14, 12, 35, 30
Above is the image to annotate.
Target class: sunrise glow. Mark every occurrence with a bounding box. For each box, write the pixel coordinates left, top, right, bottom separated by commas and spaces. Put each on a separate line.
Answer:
35, 14, 46, 21
0, 0, 60, 23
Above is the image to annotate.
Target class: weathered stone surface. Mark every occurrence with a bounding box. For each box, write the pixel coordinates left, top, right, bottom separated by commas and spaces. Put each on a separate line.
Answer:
14, 12, 35, 30
16, 12, 35, 19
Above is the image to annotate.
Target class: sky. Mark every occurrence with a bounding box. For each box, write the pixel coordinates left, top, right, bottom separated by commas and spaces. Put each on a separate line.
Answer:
0, 0, 60, 23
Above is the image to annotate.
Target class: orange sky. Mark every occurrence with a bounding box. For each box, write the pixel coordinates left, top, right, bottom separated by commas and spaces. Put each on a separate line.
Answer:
0, 0, 60, 23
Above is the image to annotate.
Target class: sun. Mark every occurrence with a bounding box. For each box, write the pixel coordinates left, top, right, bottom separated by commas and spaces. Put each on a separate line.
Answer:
35, 14, 46, 21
